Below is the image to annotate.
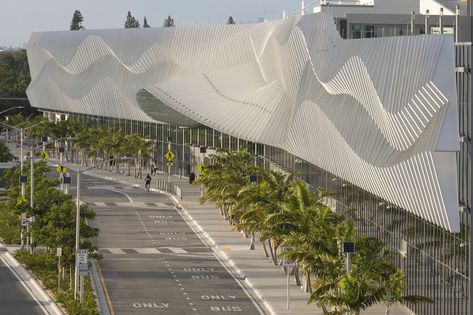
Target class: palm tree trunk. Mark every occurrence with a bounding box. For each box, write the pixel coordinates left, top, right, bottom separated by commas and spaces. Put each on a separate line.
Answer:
138, 156, 143, 178
294, 265, 301, 287
115, 158, 120, 173
262, 241, 270, 257
268, 239, 277, 265
303, 270, 312, 293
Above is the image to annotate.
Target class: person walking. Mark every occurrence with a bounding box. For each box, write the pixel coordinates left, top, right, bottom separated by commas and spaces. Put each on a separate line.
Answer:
144, 174, 152, 191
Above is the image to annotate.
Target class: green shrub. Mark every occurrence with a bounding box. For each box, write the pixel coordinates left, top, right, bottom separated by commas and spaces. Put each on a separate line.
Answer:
15, 250, 99, 315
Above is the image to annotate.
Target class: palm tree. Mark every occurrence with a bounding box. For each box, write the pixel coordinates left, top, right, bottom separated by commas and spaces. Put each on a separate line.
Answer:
280, 185, 349, 293
198, 149, 256, 222
308, 236, 424, 314
234, 170, 297, 263
126, 134, 154, 178
382, 269, 434, 315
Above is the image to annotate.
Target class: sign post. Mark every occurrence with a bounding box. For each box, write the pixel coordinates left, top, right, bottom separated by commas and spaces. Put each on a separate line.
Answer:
280, 259, 296, 309
76, 249, 88, 302
199, 146, 206, 197
57, 247, 62, 290
63, 174, 71, 194
164, 148, 175, 184
343, 241, 355, 273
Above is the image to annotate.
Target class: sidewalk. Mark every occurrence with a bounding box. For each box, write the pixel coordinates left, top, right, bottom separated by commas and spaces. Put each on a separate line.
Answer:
59, 161, 412, 315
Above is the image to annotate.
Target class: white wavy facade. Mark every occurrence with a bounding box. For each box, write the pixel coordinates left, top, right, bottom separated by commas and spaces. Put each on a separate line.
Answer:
27, 13, 460, 232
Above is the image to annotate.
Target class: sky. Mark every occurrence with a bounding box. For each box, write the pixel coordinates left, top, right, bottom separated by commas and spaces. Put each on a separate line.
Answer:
0, 0, 301, 48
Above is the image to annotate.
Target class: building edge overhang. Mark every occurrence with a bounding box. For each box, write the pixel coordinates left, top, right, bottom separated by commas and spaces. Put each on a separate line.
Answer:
136, 89, 201, 128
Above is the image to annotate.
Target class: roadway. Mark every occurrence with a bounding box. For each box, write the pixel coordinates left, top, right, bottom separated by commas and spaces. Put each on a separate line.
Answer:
0, 253, 45, 315
70, 173, 263, 315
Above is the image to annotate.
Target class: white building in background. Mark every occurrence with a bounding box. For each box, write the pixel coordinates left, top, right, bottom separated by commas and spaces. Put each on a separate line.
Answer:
26, 13, 459, 232
26, 1, 472, 312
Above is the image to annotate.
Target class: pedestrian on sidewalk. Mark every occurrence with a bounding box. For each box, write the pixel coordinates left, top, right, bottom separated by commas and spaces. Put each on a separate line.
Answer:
151, 164, 156, 175
144, 174, 152, 191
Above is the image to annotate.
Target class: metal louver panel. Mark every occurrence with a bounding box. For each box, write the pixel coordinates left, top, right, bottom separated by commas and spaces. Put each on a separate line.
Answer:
26, 13, 460, 232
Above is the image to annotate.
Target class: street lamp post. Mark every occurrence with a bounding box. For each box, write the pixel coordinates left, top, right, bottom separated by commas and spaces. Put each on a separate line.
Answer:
0, 106, 24, 116
21, 136, 74, 250
74, 170, 81, 300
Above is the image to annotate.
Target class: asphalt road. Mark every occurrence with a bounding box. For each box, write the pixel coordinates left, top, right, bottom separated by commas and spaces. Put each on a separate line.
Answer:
0, 255, 44, 315
72, 173, 263, 315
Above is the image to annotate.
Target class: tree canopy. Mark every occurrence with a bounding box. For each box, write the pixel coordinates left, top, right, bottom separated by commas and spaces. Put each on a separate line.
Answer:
143, 16, 150, 28
163, 15, 175, 27
0, 50, 32, 112
124, 11, 140, 28
70, 10, 85, 30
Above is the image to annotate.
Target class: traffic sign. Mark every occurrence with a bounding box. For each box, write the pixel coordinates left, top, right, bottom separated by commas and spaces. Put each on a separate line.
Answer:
56, 247, 62, 257
198, 164, 206, 174
166, 161, 174, 166
19, 175, 27, 183
76, 249, 88, 265
21, 213, 29, 227
164, 150, 175, 161
40, 151, 49, 160
17, 196, 28, 206
79, 263, 88, 276
56, 165, 68, 173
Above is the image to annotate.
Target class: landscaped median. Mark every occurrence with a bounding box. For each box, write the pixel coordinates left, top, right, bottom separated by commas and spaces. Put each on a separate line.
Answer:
0, 142, 101, 315
15, 249, 98, 315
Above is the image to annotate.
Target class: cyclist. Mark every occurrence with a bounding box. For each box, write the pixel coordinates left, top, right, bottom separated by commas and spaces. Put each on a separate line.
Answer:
144, 174, 152, 191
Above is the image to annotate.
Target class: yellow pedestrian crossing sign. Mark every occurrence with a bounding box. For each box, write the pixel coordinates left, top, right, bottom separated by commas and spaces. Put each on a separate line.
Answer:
16, 196, 28, 206
198, 164, 206, 174
56, 165, 68, 173
40, 151, 49, 160
166, 161, 174, 166
164, 150, 175, 161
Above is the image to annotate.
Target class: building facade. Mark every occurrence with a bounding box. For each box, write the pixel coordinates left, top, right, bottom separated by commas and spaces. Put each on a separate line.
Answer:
26, 9, 472, 315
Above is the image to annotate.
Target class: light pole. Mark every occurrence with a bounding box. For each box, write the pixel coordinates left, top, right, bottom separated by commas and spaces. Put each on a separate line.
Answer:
0, 119, 47, 196
74, 169, 81, 300
0, 106, 23, 143
0, 106, 24, 116
24, 136, 74, 249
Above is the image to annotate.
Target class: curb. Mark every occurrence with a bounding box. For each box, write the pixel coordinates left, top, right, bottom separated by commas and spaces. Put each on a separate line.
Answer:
0, 246, 63, 315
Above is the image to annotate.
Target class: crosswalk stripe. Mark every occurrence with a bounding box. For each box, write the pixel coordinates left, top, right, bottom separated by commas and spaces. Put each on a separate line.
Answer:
87, 202, 174, 209
99, 247, 211, 255
167, 247, 187, 254
107, 248, 126, 254
134, 248, 161, 254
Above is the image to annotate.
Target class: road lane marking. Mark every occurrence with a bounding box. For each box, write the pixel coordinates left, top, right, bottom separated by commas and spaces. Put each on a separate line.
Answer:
106, 188, 133, 202
168, 247, 187, 254
134, 248, 160, 254
107, 248, 126, 254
